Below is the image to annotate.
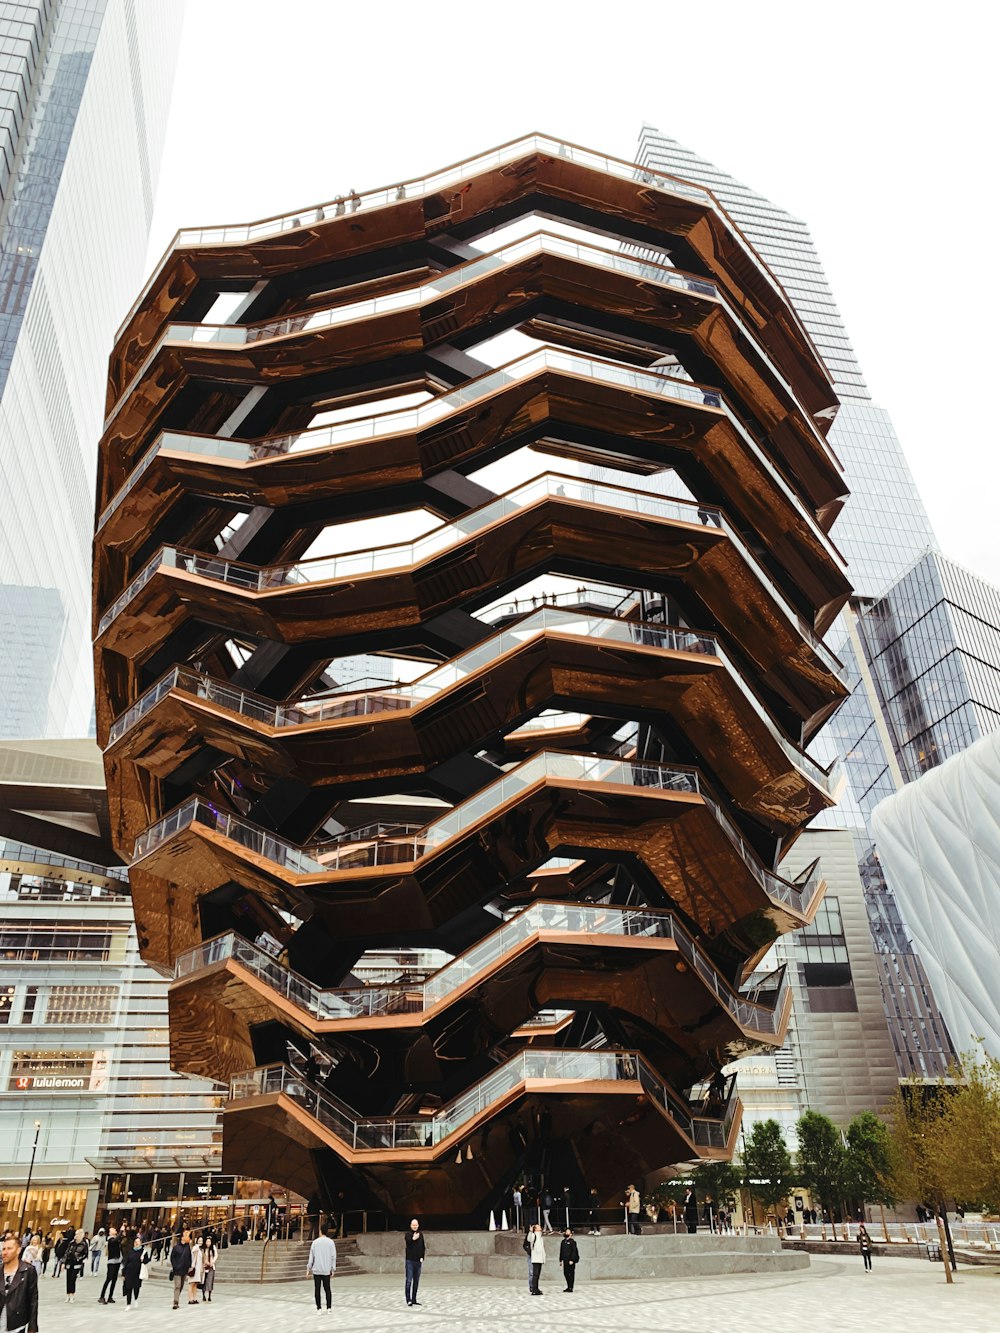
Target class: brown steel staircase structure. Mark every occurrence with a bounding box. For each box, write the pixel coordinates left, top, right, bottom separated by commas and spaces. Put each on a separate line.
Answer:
94, 134, 849, 1224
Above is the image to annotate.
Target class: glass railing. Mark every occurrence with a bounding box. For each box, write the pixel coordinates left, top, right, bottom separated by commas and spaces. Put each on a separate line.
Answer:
229, 1045, 731, 1153
173, 902, 789, 1036
109, 224, 830, 488
97, 462, 844, 688
98, 342, 718, 528
134, 749, 821, 922
108, 607, 717, 745
118, 132, 791, 344
99, 360, 845, 684
98, 470, 723, 634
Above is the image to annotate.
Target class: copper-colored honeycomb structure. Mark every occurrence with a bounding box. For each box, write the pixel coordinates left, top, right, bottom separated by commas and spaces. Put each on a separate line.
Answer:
93, 135, 850, 1224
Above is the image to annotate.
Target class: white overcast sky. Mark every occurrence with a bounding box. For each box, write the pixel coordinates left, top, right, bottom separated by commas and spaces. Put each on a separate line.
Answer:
149, 0, 999, 587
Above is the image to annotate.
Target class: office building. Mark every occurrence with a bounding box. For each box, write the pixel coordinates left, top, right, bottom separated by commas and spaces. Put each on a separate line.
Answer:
873, 728, 1000, 1061
0, 0, 184, 739
93, 135, 848, 1221
0, 740, 221, 1235
635, 125, 968, 1093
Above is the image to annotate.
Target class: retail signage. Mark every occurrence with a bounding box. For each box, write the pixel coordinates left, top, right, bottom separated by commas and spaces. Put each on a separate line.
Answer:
8, 1050, 110, 1092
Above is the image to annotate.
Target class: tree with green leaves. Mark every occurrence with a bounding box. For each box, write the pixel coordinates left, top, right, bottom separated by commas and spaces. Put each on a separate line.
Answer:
690, 1161, 742, 1210
740, 1118, 794, 1222
796, 1110, 848, 1237
845, 1110, 896, 1213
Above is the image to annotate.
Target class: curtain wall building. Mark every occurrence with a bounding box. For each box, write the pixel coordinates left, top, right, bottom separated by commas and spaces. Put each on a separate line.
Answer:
93, 135, 849, 1222
634, 125, 964, 1096
0, 0, 183, 739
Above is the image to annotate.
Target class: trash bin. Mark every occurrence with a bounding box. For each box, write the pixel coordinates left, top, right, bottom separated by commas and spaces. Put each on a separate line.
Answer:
926, 1241, 942, 1262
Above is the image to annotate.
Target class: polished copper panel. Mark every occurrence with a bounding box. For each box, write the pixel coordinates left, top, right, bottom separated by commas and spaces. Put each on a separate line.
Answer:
108, 139, 835, 421
105, 624, 836, 850
94, 133, 849, 1222
94, 357, 847, 632
99, 243, 841, 517
126, 770, 823, 976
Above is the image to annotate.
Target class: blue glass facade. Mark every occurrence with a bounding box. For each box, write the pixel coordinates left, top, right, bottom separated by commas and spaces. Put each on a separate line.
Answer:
0, 0, 181, 738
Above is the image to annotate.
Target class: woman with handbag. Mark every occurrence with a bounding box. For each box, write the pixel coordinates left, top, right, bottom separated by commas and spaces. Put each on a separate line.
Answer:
201, 1237, 217, 1302
187, 1236, 204, 1305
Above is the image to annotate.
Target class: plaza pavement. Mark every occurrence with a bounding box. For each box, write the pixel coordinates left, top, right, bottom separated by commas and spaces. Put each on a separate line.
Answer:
35, 1255, 999, 1333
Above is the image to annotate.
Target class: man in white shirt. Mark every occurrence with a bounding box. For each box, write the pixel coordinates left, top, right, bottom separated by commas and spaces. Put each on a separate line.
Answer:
306, 1225, 337, 1312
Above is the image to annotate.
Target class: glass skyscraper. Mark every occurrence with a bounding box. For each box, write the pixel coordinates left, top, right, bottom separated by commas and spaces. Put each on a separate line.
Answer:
634, 125, 967, 1088
636, 124, 937, 597
0, 0, 183, 738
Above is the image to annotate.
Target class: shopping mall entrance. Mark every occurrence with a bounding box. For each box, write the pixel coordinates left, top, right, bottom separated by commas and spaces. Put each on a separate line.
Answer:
95, 1171, 305, 1236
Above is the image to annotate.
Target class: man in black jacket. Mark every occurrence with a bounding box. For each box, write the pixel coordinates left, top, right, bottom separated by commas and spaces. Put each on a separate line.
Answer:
99, 1225, 122, 1304
1, 1230, 39, 1332
559, 1229, 580, 1291
169, 1230, 193, 1311
404, 1218, 425, 1307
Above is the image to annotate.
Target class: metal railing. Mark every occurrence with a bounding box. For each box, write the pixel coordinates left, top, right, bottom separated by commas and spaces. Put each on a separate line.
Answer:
108, 606, 717, 744
98, 387, 845, 687
229, 1047, 733, 1155
133, 749, 823, 922
173, 901, 789, 1036
116, 132, 794, 345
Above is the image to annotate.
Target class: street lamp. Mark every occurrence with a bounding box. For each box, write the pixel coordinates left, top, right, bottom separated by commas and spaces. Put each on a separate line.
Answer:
17, 1121, 42, 1236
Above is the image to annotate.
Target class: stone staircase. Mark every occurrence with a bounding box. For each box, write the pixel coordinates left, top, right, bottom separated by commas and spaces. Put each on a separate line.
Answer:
148, 1237, 361, 1284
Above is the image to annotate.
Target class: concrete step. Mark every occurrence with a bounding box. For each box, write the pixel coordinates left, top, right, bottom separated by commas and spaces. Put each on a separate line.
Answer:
147, 1238, 362, 1284
350, 1230, 808, 1281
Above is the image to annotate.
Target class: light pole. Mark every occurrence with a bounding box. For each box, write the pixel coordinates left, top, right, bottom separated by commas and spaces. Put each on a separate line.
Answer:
17, 1121, 42, 1236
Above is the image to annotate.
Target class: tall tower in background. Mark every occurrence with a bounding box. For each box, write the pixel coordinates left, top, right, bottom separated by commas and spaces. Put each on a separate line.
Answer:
635, 124, 936, 595
635, 124, 960, 1096
0, 0, 184, 739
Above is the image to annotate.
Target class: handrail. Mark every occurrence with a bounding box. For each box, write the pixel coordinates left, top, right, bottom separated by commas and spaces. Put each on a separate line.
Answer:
106, 586, 837, 798
102, 329, 839, 582
134, 749, 823, 922
173, 901, 790, 1036
109, 226, 830, 467
229, 1047, 734, 1155
115, 132, 798, 350
108, 606, 717, 744
97, 460, 845, 689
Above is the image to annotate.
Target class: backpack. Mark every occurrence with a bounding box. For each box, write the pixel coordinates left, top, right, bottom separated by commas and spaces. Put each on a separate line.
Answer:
522, 1235, 531, 1254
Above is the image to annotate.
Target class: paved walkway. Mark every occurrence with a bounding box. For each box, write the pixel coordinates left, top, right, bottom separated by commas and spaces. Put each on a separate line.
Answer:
37, 1255, 999, 1333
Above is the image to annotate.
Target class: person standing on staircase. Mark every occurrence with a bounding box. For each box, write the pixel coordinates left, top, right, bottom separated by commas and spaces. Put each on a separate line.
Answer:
306, 1224, 337, 1313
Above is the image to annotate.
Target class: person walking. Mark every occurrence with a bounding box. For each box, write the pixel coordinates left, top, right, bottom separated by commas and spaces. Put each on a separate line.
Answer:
98, 1226, 122, 1304
90, 1228, 106, 1275
1, 1229, 39, 1333
559, 1228, 580, 1291
512, 1186, 522, 1231
64, 1228, 88, 1303
121, 1237, 145, 1307
40, 1233, 52, 1276
858, 1224, 873, 1273
404, 1218, 425, 1306
307, 1223, 337, 1313
201, 1236, 217, 1302
169, 1228, 193, 1311
587, 1188, 601, 1235
526, 1223, 546, 1295
187, 1237, 204, 1305
540, 1190, 553, 1234
683, 1187, 698, 1234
